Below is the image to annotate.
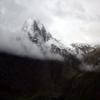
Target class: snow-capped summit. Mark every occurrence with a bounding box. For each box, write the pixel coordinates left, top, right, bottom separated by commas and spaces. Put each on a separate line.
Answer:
23, 18, 50, 42
22, 18, 100, 72
22, 18, 75, 61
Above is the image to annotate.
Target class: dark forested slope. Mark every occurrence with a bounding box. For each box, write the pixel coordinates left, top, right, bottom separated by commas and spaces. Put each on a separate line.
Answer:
0, 52, 100, 100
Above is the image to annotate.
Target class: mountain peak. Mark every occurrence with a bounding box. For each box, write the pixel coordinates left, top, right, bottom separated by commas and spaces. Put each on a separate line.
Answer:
16, 18, 100, 72
23, 18, 52, 45
22, 18, 74, 60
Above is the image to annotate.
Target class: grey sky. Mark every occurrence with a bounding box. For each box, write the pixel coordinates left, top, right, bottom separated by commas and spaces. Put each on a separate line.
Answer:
0, 0, 100, 46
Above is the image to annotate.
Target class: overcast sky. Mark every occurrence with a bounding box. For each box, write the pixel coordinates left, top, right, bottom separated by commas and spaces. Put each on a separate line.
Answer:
0, 0, 100, 46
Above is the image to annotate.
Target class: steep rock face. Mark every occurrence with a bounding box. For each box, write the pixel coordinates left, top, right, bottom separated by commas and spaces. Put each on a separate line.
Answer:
71, 43, 95, 59
22, 18, 100, 72
22, 18, 76, 61
23, 18, 51, 44
70, 43, 100, 72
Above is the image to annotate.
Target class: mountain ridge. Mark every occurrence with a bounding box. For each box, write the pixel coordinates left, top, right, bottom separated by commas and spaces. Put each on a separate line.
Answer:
22, 18, 76, 61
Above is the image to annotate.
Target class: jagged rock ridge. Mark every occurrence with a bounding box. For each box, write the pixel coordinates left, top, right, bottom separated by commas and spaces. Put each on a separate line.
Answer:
23, 18, 75, 61
22, 18, 100, 72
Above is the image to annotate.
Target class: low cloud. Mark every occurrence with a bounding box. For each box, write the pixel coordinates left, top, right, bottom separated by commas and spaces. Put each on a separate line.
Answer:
0, 0, 100, 58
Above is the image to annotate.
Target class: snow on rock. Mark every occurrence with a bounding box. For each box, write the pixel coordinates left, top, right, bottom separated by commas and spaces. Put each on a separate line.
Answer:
1, 17, 99, 72
6, 17, 98, 72
20, 17, 82, 61
21, 18, 69, 60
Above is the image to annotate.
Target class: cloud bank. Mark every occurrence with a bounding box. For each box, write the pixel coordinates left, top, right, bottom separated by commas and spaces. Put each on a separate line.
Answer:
0, 0, 100, 57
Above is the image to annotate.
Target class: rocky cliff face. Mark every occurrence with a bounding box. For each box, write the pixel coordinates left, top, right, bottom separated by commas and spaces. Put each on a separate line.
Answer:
22, 18, 100, 72
22, 18, 77, 61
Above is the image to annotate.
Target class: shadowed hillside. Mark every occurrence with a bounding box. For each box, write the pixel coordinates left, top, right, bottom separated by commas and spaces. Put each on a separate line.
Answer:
0, 52, 100, 100
0, 52, 80, 99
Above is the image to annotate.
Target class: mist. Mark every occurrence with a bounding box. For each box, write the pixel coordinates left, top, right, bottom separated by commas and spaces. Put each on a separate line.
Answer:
0, 0, 100, 58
